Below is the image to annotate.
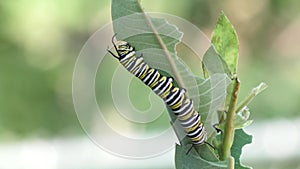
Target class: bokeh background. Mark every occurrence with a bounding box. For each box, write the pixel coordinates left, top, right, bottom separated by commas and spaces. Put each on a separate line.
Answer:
1, 0, 300, 168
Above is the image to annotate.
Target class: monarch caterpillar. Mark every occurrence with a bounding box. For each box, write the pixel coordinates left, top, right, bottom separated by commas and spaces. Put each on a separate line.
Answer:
107, 35, 207, 149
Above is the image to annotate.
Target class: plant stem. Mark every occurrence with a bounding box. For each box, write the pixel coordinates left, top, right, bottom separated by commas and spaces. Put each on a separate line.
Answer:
221, 76, 240, 160
228, 156, 235, 169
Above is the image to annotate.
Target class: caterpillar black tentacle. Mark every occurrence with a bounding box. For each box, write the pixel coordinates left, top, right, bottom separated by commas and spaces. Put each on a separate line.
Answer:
108, 36, 207, 146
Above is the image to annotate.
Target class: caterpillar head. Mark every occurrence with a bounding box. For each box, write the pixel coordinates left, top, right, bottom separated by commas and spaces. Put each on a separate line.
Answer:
116, 41, 134, 57
108, 34, 135, 61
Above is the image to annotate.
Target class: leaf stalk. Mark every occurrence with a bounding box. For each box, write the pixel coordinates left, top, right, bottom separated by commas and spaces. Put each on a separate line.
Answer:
236, 82, 267, 113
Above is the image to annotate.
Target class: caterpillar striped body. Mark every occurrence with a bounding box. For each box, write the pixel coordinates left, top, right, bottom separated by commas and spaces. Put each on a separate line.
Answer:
107, 35, 207, 146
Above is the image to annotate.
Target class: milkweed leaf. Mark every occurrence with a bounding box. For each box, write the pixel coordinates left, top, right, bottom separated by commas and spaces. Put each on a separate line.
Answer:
231, 129, 253, 169
202, 46, 230, 76
111, 1, 244, 168
112, 0, 201, 109
212, 11, 239, 75
175, 144, 227, 169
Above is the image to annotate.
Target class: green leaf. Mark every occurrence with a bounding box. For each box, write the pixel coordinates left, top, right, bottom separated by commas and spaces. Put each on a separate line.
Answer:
202, 46, 230, 76
111, 0, 202, 108
202, 45, 233, 115
112, 0, 206, 143
169, 73, 230, 163
231, 129, 252, 169
212, 11, 239, 75
111, 0, 142, 20
175, 144, 227, 169
111, 0, 231, 167
196, 74, 230, 135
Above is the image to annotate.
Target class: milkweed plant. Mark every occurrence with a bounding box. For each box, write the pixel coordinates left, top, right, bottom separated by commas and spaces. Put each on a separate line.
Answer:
109, 0, 267, 168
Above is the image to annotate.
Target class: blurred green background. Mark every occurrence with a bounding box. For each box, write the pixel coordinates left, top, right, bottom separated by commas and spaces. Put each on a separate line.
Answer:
1, 0, 300, 168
